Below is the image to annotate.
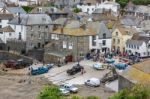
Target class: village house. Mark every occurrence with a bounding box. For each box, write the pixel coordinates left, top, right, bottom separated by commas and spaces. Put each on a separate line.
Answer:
44, 18, 96, 63
30, 6, 69, 20
54, 0, 81, 8
88, 21, 112, 53
7, 13, 53, 53
125, 1, 150, 20
7, 0, 38, 6
112, 27, 134, 54
125, 34, 150, 57
0, 14, 14, 43
77, 0, 120, 16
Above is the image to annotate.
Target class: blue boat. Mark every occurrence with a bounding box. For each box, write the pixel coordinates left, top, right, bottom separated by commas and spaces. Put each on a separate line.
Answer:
115, 63, 128, 70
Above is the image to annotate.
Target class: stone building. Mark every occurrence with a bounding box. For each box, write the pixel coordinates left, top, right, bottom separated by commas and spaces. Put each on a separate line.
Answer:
44, 19, 96, 63
8, 13, 53, 53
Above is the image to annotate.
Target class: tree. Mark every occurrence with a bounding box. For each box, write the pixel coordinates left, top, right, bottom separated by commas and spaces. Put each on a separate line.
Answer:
22, 6, 33, 13
132, 0, 150, 5
116, 0, 129, 8
87, 96, 99, 99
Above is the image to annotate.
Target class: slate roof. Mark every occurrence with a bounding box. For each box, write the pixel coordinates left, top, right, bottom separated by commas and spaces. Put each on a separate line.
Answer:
98, 22, 111, 38
132, 34, 150, 44
7, 7, 26, 14
126, 39, 144, 46
0, 14, 14, 20
8, 14, 52, 25
87, 21, 111, 38
121, 16, 138, 26
0, 25, 15, 32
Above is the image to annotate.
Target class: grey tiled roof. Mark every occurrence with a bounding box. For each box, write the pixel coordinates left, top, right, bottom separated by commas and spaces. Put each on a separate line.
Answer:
8, 14, 52, 25
126, 39, 144, 46
87, 21, 111, 38
7, 7, 26, 14
121, 17, 138, 26
98, 22, 111, 38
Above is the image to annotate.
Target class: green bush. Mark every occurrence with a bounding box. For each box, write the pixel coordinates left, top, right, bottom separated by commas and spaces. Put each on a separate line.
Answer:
37, 85, 63, 99
87, 96, 99, 99
73, 7, 82, 13
108, 85, 150, 99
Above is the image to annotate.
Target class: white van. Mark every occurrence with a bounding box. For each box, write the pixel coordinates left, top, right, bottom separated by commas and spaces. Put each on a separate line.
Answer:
85, 78, 100, 87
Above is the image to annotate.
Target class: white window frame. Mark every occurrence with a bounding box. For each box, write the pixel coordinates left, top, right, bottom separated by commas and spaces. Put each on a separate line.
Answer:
63, 41, 67, 48
69, 42, 73, 49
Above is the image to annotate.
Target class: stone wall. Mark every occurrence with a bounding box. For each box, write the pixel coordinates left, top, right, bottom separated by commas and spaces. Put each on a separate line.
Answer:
0, 51, 33, 64
118, 75, 134, 90
6, 39, 26, 54
44, 35, 90, 63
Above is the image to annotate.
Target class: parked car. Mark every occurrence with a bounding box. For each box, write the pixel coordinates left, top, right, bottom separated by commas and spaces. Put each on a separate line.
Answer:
85, 78, 100, 87
114, 63, 128, 70
105, 58, 115, 64
4, 59, 32, 69
60, 84, 78, 93
31, 64, 54, 75
93, 63, 105, 70
59, 88, 70, 96
67, 65, 84, 75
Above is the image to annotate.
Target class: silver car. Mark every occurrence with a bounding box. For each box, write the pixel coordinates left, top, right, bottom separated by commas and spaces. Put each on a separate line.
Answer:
59, 88, 70, 96
60, 84, 78, 93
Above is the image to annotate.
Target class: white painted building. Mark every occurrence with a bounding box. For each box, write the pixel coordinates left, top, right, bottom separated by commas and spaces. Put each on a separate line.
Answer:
0, 14, 15, 43
8, 0, 38, 6
77, 0, 120, 16
88, 21, 112, 52
125, 35, 150, 57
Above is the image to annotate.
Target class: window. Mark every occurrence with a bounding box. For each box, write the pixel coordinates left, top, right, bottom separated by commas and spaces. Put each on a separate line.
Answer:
134, 45, 136, 49
45, 25, 48, 28
63, 41, 67, 48
0, 19, 1, 22
18, 32, 22, 40
137, 46, 139, 49
118, 39, 120, 44
38, 26, 41, 31
102, 40, 106, 46
116, 32, 118, 36
69, 42, 73, 49
9, 33, 12, 37
92, 36, 96, 46
31, 34, 33, 38
103, 33, 106, 39
39, 33, 41, 39
0, 25, 2, 28
113, 39, 115, 43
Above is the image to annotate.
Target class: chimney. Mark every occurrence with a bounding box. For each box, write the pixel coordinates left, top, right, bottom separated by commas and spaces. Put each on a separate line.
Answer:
18, 12, 21, 24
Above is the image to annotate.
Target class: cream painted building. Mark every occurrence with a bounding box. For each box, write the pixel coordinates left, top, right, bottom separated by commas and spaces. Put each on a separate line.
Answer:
112, 27, 134, 53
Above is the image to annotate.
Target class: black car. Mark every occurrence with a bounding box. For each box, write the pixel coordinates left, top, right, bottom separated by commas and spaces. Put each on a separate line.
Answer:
67, 65, 83, 75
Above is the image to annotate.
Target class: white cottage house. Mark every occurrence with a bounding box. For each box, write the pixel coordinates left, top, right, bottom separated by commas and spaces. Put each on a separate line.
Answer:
125, 34, 150, 57
89, 21, 112, 53
77, 0, 120, 16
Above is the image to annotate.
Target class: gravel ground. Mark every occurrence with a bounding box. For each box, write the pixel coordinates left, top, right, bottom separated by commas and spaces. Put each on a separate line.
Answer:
0, 75, 49, 99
